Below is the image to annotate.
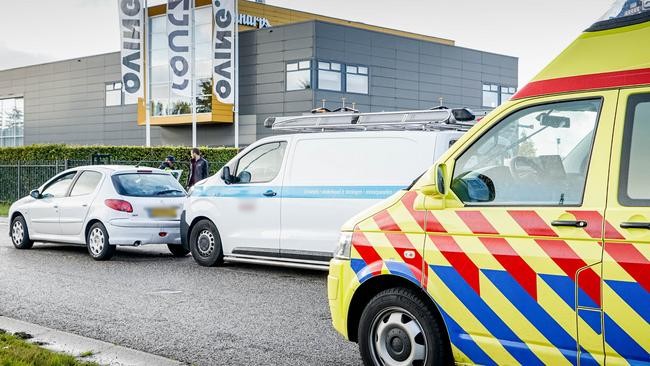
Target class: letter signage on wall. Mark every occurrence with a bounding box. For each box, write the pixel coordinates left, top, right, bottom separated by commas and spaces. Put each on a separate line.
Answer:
212, 0, 235, 105
167, 0, 193, 97
118, 0, 145, 99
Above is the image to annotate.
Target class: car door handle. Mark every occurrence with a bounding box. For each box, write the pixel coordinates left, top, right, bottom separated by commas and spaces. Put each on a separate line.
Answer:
82, 204, 88, 207
263, 190, 277, 197
53, 205, 59, 209
620, 221, 650, 230
551, 220, 588, 228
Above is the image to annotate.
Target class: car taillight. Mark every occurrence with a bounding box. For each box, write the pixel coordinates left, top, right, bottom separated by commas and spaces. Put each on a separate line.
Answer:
105, 199, 133, 213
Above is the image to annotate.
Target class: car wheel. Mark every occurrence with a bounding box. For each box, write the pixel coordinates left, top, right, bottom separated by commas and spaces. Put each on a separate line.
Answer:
10, 215, 34, 249
167, 244, 190, 257
86, 222, 116, 261
358, 288, 450, 366
189, 219, 224, 267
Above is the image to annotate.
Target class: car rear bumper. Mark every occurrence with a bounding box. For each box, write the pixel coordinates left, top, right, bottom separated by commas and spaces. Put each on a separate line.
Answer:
106, 219, 181, 245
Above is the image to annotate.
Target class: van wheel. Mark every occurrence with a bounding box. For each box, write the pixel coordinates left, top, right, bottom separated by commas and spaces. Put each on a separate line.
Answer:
86, 222, 116, 261
167, 244, 190, 257
358, 288, 449, 366
11, 215, 33, 249
189, 220, 224, 267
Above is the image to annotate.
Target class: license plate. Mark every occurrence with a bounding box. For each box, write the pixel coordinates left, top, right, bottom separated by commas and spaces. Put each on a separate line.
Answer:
150, 207, 177, 218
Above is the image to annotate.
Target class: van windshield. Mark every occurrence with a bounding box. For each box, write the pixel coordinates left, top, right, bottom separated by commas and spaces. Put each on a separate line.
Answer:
590, 0, 650, 30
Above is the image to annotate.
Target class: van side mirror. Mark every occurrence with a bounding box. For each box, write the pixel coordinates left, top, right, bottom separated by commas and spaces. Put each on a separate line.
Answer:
420, 164, 447, 197
221, 166, 233, 185
30, 189, 41, 199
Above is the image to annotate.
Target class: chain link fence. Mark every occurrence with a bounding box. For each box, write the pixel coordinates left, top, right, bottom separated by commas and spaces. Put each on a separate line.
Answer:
0, 159, 229, 203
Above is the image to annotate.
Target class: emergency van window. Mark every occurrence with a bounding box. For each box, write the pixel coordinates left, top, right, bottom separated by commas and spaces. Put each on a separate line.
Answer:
451, 99, 601, 206
619, 94, 650, 205
589, 0, 650, 31
235, 141, 287, 184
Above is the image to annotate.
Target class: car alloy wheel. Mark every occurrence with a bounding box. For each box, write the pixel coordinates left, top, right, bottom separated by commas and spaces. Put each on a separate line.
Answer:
369, 306, 428, 366
88, 227, 105, 256
196, 229, 215, 257
11, 220, 24, 246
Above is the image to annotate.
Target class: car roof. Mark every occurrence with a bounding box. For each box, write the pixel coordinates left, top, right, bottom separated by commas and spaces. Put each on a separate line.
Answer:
63, 165, 167, 174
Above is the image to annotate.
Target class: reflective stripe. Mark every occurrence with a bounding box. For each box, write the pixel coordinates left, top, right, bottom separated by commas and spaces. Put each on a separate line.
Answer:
512, 68, 650, 100
193, 185, 403, 199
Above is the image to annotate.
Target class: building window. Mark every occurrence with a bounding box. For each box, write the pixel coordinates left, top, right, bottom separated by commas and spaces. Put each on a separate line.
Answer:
483, 83, 517, 108
317, 61, 342, 91
0, 97, 24, 147
105, 82, 123, 106
346, 65, 368, 94
149, 7, 212, 117
286, 60, 311, 91
501, 86, 517, 103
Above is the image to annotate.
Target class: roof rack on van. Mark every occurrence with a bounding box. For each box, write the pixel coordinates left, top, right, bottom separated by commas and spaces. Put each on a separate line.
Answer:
263, 108, 479, 132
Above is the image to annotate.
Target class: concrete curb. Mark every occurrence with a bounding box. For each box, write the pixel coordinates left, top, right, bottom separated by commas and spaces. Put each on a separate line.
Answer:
0, 316, 185, 366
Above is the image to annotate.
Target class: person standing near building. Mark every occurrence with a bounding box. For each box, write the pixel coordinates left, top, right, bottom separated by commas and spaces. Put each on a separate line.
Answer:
159, 155, 176, 170
187, 148, 209, 188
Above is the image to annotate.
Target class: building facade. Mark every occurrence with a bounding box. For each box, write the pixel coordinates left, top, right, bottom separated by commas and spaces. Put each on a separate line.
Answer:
0, 0, 517, 147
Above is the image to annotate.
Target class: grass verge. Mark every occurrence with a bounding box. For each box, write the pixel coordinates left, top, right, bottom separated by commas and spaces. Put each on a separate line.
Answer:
0, 202, 9, 217
0, 330, 98, 366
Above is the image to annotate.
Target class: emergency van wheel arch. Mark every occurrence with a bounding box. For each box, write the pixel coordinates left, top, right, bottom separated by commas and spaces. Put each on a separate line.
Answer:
358, 286, 451, 366
346, 276, 451, 361
189, 219, 224, 267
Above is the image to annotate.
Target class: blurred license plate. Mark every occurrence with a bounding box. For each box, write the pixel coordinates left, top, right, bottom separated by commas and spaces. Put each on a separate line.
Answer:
150, 208, 177, 218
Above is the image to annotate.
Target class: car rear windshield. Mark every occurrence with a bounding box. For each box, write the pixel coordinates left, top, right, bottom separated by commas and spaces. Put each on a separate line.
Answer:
112, 173, 186, 197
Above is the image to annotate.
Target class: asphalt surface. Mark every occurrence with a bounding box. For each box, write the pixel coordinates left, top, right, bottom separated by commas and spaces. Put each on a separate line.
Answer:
0, 222, 361, 365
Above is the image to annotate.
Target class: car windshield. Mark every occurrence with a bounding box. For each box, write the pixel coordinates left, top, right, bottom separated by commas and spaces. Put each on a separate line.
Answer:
112, 173, 186, 197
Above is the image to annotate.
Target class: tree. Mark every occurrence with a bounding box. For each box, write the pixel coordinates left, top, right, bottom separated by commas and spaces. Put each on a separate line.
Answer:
518, 131, 537, 157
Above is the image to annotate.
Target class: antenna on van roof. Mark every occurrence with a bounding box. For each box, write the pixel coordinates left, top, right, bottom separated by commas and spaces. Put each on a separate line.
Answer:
263, 107, 479, 133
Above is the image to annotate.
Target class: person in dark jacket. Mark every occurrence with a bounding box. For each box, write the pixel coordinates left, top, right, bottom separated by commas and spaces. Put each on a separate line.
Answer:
187, 148, 209, 188
158, 155, 175, 170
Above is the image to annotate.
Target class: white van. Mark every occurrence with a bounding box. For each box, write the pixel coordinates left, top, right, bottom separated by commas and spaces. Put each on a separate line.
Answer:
181, 108, 475, 269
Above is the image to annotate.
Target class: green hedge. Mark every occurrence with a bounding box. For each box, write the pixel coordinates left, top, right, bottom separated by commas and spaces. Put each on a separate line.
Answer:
0, 144, 238, 164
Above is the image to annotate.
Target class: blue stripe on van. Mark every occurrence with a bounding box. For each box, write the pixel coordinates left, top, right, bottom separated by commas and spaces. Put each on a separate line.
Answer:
192, 185, 403, 199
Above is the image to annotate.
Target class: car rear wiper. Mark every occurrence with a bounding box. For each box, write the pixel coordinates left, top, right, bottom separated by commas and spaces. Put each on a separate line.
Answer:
154, 189, 184, 196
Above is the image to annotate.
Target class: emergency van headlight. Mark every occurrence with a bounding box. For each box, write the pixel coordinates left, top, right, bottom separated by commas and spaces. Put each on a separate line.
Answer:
335, 232, 353, 260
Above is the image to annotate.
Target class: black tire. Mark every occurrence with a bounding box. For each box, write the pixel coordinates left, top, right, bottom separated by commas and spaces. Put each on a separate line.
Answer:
167, 244, 190, 257
10, 215, 33, 250
358, 288, 450, 366
189, 219, 224, 267
86, 222, 116, 261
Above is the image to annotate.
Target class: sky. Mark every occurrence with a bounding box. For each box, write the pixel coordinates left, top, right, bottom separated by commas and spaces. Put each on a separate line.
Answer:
0, 0, 615, 87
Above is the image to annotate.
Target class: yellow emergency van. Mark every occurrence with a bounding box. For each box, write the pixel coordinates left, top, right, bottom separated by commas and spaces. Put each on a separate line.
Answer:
328, 2, 650, 365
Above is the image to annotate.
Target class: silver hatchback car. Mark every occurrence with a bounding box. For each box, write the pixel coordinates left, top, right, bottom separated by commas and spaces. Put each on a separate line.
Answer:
9, 165, 188, 260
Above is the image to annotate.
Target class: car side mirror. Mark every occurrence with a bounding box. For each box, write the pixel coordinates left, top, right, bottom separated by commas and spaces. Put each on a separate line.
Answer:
221, 166, 233, 184
30, 189, 41, 199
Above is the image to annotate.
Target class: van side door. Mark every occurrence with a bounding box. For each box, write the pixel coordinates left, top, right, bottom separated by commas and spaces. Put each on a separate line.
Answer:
221, 141, 287, 257
280, 135, 431, 262
602, 90, 650, 364
422, 91, 617, 365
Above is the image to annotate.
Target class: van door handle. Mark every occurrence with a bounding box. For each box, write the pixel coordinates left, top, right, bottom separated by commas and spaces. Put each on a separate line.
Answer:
263, 190, 277, 197
620, 221, 650, 230
551, 220, 588, 228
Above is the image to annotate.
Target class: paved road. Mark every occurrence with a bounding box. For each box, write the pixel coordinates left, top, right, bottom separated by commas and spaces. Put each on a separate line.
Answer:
0, 222, 361, 365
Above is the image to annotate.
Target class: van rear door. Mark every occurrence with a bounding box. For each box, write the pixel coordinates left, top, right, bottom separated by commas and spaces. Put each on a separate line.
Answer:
279, 134, 435, 261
